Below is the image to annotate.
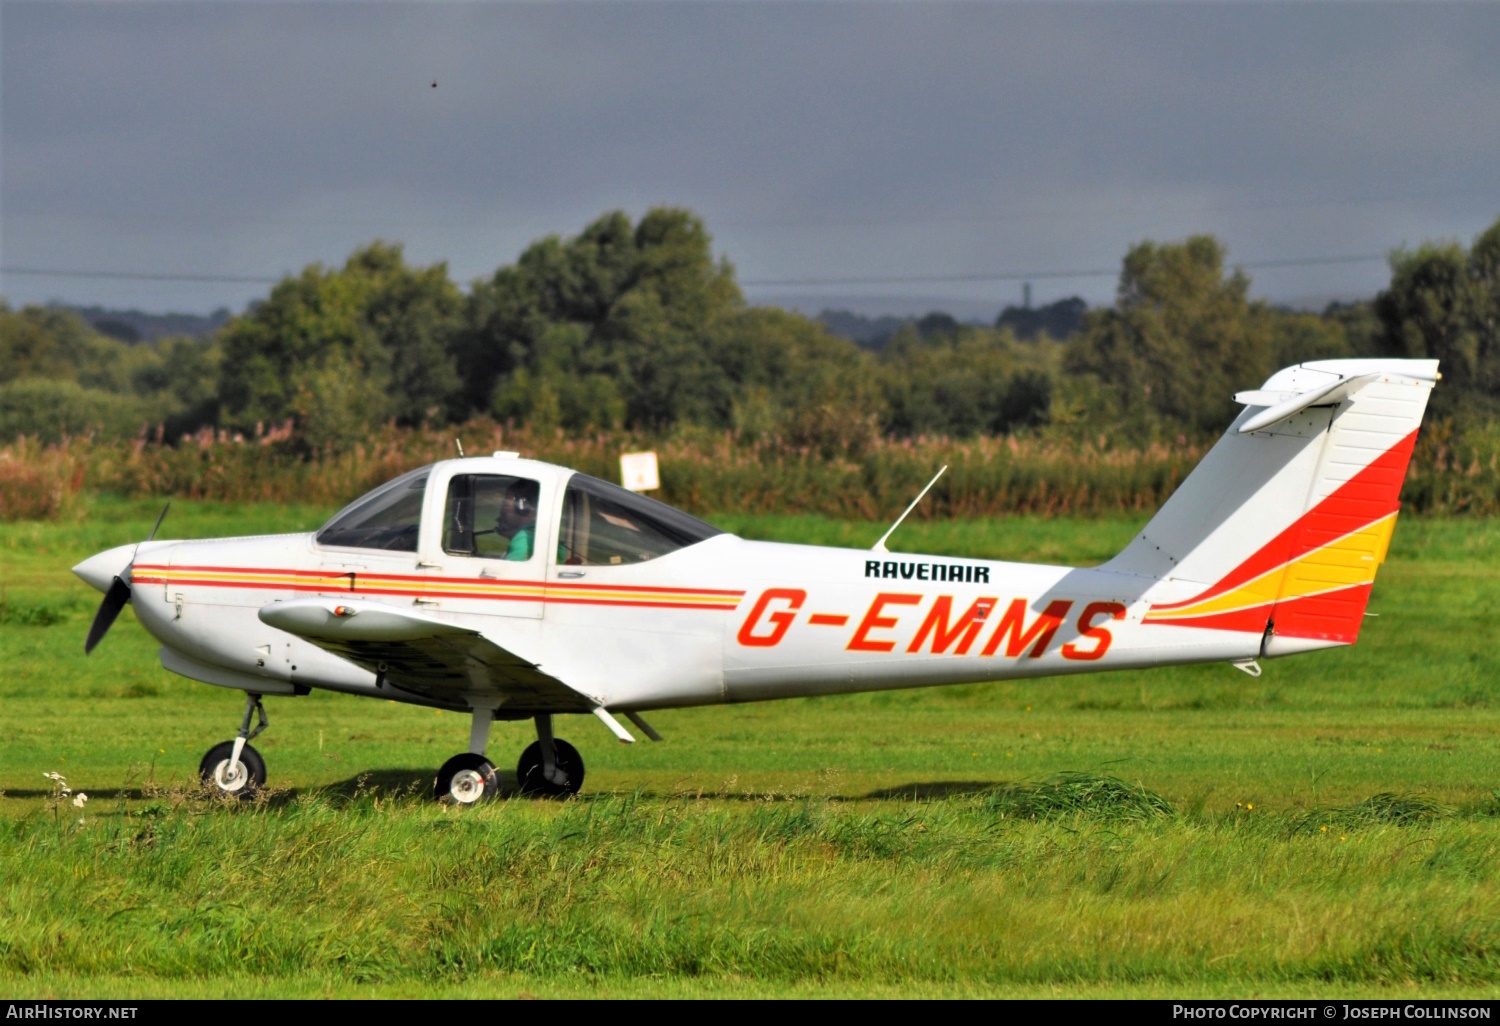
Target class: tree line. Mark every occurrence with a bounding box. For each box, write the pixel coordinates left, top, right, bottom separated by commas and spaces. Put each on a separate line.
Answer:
3, 208, 1498, 453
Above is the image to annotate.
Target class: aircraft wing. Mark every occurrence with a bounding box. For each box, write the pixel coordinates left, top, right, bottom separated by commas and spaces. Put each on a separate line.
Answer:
258, 598, 595, 713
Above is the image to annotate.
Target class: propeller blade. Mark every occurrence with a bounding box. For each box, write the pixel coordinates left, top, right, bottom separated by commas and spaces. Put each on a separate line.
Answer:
84, 576, 132, 654
146, 501, 171, 542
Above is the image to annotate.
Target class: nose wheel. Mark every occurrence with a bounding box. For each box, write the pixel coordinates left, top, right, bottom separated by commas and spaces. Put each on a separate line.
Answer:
434, 702, 500, 805
434, 752, 498, 804
200, 694, 268, 798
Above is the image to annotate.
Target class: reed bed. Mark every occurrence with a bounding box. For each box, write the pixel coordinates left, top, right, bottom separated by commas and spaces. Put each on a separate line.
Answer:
2, 424, 1203, 522
0, 438, 86, 521
4, 419, 1498, 523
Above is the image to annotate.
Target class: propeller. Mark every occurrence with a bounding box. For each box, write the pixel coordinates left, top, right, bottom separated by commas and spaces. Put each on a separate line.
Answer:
83, 501, 170, 655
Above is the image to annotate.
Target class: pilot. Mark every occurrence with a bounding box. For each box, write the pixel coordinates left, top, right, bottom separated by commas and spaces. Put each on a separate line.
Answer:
494, 479, 540, 561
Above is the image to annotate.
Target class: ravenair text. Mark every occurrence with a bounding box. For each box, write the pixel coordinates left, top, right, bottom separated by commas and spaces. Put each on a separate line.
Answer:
866, 559, 988, 583
737, 587, 1127, 661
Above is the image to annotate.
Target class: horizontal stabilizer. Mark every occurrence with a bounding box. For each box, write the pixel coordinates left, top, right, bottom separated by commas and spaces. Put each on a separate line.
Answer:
1236, 372, 1378, 434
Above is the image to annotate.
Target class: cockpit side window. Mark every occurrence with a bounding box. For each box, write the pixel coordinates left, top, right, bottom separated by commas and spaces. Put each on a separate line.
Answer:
316, 468, 430, 552
557, 473, 722, 566
443, 474, 541, 562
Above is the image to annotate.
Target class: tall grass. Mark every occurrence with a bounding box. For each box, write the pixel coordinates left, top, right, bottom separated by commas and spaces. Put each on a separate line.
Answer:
1402, 420, 1500, 516
2, 424, 1205, 522
7, 418, 1499, 524
0, 438, 84, 521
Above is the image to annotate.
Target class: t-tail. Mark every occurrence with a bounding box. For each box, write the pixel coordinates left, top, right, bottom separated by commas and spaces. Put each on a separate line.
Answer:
1102, 359, 1439, 658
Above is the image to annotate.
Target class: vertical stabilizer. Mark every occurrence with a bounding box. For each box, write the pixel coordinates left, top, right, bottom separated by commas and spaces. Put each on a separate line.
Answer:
1102, 359, 1438, 654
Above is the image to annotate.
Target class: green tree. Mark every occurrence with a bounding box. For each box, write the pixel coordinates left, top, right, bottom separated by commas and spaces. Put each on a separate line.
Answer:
217, 242, 463, 448
713, 306, 879, 454
129, 335, 223, 439
1375, 216, 1500, 416
879, 324, 1054, 438
461, 209, 743, 431
0, 303, 136, 391
1066, 236, 1278, 437
0, 303, 222, 442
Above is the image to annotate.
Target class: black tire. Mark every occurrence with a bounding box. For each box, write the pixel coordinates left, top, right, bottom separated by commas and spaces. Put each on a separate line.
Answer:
516, 738, 584, 797
434, 752, 498, 805
199, 740, 267, 798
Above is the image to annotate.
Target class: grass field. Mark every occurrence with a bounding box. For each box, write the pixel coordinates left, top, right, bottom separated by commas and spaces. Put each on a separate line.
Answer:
4, 498, 1500, 998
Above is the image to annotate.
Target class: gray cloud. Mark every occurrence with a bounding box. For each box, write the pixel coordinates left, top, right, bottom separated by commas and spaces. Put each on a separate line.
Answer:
3, 2, 1498, 315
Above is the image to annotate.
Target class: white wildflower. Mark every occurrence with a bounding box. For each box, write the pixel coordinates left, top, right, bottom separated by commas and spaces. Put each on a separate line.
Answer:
72, 793, 88, 808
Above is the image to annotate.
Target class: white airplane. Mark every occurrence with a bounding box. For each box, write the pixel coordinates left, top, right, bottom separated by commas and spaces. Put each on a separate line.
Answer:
73, 358, 1438, 804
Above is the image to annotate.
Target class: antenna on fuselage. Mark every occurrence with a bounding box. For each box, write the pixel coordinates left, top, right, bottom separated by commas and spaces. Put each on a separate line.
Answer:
871, 465, 948, 554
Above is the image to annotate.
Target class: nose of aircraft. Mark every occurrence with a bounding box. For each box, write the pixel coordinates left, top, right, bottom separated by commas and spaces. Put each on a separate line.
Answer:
72, 543, 139, 593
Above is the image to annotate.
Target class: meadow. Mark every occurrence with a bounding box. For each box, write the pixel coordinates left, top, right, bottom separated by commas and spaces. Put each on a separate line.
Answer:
3, 498, 1500, 997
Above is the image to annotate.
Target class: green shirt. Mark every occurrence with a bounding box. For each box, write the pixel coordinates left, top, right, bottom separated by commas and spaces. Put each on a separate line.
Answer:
506, 525, 535, 561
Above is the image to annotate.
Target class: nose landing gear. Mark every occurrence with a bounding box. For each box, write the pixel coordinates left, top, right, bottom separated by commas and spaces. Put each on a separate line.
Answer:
200, 693, 269, 798
434, 752, 498, 804
434, 703, 499, 805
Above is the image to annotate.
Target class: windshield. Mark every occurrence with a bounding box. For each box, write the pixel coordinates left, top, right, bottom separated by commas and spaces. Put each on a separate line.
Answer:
316, 467, 431, 551
557, 473, 722, 566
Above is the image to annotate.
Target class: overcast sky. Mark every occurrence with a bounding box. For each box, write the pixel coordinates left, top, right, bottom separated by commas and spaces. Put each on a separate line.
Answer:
3, 1, 1498, 319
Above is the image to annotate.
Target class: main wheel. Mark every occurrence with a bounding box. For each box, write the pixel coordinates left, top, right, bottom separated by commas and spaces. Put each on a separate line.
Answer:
199, 740, 266, 798
434, 752, 498, 805
517, 739, 584, 797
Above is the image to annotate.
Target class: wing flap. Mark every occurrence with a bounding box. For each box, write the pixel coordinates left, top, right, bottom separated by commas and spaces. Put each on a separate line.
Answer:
259, 598, 594, 712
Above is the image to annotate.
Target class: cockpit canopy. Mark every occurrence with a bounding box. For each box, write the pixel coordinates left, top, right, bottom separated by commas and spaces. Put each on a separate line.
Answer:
316, 467, 430, 552
556, 472, 721, 565
315, 463, 722, 565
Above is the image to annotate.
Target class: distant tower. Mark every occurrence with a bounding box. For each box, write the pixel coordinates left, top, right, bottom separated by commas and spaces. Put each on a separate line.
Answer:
1023, 282, 1032, 310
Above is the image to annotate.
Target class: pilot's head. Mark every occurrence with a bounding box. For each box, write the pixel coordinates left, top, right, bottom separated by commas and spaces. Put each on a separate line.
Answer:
496, 478, 539, 532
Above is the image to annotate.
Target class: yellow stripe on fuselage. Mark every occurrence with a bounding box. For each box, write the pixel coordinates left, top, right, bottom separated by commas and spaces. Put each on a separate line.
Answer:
158, 569, 740, 607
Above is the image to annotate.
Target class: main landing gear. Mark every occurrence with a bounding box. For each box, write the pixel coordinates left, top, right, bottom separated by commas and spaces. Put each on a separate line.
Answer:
433, 709, 584, 805
200, 693, 268, 798
517, 714, 584, 798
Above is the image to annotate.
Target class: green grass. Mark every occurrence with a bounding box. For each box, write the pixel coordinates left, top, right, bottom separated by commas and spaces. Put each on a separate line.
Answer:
4, 498, 1500, 997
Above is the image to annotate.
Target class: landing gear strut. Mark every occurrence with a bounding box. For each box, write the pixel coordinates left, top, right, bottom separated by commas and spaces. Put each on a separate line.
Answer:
200, 693, 268, 797
432, 709, 584, 804
434, 704, 498, 805
517, 714, 584, 797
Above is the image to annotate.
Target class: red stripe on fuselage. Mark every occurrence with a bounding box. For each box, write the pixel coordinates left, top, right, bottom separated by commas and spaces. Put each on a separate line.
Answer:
132, 567, 742, 610
135, 564, 744, 597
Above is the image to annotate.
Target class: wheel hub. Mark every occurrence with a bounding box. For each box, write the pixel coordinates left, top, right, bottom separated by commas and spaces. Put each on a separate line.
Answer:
213, 758, 248, 792
449, 768, 486, 804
